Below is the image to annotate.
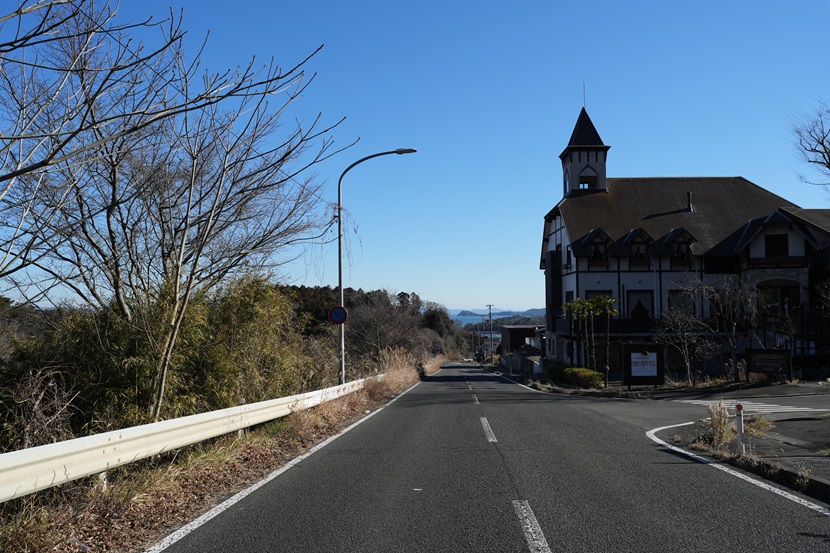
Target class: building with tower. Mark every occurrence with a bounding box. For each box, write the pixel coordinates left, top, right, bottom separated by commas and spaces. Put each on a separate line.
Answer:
540, 108, 830, 375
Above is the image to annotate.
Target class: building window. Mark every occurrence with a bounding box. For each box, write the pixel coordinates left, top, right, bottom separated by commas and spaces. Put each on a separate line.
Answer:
586, 290, 613, 300
668, 289, 694, 313
671, 241, 691, 268
579, 175, 598, 189
765, 234, 789, 258
631, 243, 649, 267
674, 242, 688, 261
627, 290, 653, 320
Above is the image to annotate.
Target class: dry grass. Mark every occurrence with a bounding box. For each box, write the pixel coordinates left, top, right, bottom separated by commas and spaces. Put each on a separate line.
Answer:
795, 466, 812, 489
743, 414, 774, 438
707, 401, 732, 448
0, 351, 430, 552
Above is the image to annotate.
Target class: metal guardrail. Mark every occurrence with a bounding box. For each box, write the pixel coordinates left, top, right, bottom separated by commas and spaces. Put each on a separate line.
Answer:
0, 378, 369, 503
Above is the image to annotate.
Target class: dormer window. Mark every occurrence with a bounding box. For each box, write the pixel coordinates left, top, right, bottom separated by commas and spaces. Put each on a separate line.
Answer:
631, 243, 649, 267
590, 241, 608, 267
672, 241, 691, 268
579, 176, 597, 189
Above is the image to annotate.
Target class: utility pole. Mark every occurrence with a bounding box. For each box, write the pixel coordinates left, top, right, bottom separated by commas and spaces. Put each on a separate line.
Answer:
487, 304, 494, 364
480, 314, 486, 362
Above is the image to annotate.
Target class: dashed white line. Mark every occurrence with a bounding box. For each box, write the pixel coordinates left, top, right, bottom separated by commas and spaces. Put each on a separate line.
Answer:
480, 417, 497, 442
512, 500, 552, 553
473, 394, 479, 405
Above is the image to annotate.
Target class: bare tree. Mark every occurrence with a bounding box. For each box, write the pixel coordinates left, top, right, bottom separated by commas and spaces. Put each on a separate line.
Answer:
0, 1, 342, 287
793, 98, 830, 186
347, 290, 423, 367
6, 1, 347, 418
696, 275, 760, 382
653, 305, 718, 385
9, 368, 78, 450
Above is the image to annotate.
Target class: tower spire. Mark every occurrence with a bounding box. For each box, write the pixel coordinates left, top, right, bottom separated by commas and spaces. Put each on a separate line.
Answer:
559, 108, 610, 197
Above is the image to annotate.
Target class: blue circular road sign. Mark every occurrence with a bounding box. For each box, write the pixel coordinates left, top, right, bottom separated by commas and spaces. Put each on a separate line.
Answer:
328, 305, 348, 325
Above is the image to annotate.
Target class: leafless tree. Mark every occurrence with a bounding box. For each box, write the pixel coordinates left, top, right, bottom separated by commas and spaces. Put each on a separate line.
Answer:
696, 275, 761, 381
0, 1, 344, 289
3, 1, 348, 418
793, 98, 830, 186
653, 305, 718, 386
347, 290, 423, 368
8, 368, 78, 450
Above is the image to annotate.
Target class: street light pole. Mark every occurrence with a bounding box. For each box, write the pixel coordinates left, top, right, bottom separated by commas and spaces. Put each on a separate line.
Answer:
338, 148, 417, 385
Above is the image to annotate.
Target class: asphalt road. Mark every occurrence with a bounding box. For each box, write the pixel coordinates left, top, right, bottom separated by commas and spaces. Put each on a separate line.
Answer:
151, 363, 830, 552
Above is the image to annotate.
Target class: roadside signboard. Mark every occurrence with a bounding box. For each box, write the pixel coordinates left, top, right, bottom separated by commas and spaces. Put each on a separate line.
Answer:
746, 348, 792, 381
623, 344, 664, 387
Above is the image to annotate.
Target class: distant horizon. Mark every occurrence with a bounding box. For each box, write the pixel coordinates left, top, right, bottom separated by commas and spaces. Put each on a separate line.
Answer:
448, 307, 544, 315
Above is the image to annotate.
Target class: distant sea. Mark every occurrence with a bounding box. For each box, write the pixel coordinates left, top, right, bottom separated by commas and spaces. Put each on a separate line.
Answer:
451, 314, 503, 334
451, 315, 483, 327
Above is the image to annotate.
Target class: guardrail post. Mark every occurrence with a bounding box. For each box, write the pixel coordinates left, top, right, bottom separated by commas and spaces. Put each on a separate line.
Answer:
95, 471, 108, 492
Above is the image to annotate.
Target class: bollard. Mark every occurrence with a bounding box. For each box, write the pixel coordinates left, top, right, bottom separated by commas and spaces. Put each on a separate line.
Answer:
735, 403, 745, 455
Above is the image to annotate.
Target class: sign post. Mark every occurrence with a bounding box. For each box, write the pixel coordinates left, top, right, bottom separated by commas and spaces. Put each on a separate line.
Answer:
735, 403, 745, 454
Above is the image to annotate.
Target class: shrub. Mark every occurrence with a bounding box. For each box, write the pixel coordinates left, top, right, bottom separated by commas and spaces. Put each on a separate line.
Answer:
562, 367, 603, 388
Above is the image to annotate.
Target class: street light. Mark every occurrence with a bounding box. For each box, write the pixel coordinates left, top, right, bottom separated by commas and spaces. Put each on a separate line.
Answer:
337, 148, 417, 384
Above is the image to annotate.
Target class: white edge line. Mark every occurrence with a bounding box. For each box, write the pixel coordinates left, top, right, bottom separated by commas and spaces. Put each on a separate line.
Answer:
489, 369, 545, 393
512, 499, 552, 553
145, 380, 423, 552
646, 422, 830, 517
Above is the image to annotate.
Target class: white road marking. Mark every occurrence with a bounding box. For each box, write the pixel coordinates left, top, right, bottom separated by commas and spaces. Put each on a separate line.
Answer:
674, 399, 828, 414
491, 371, 545, 393
468, 385, 473, 390
512, 500, 552, 553
646, 422, 830, 517
473, 394, 479, 405
145, 381, 423, 552
480, 417, 498, 442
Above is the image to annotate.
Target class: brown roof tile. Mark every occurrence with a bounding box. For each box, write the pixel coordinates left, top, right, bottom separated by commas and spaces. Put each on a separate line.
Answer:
556, 177, 798, 255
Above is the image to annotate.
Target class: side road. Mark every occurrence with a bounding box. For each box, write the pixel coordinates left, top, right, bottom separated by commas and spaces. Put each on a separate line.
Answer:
660, 381, 830, 506
490, 367, 830, 506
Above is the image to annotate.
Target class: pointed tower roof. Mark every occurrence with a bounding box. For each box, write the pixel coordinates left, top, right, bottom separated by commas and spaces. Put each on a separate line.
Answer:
560, 108, 609, 159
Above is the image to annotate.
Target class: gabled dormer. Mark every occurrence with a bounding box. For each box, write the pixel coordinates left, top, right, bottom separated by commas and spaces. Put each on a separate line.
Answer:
617, 228, 655, 268
560, 108, 610, 197
656, 227, 697, 268
572, 228, 613, 269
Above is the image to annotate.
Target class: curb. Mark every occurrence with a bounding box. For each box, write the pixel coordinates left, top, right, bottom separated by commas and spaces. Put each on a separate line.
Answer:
730, 456, 830, 505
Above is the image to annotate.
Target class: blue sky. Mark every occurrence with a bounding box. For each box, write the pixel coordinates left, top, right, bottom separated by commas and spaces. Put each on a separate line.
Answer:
120, 0, 830, 311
